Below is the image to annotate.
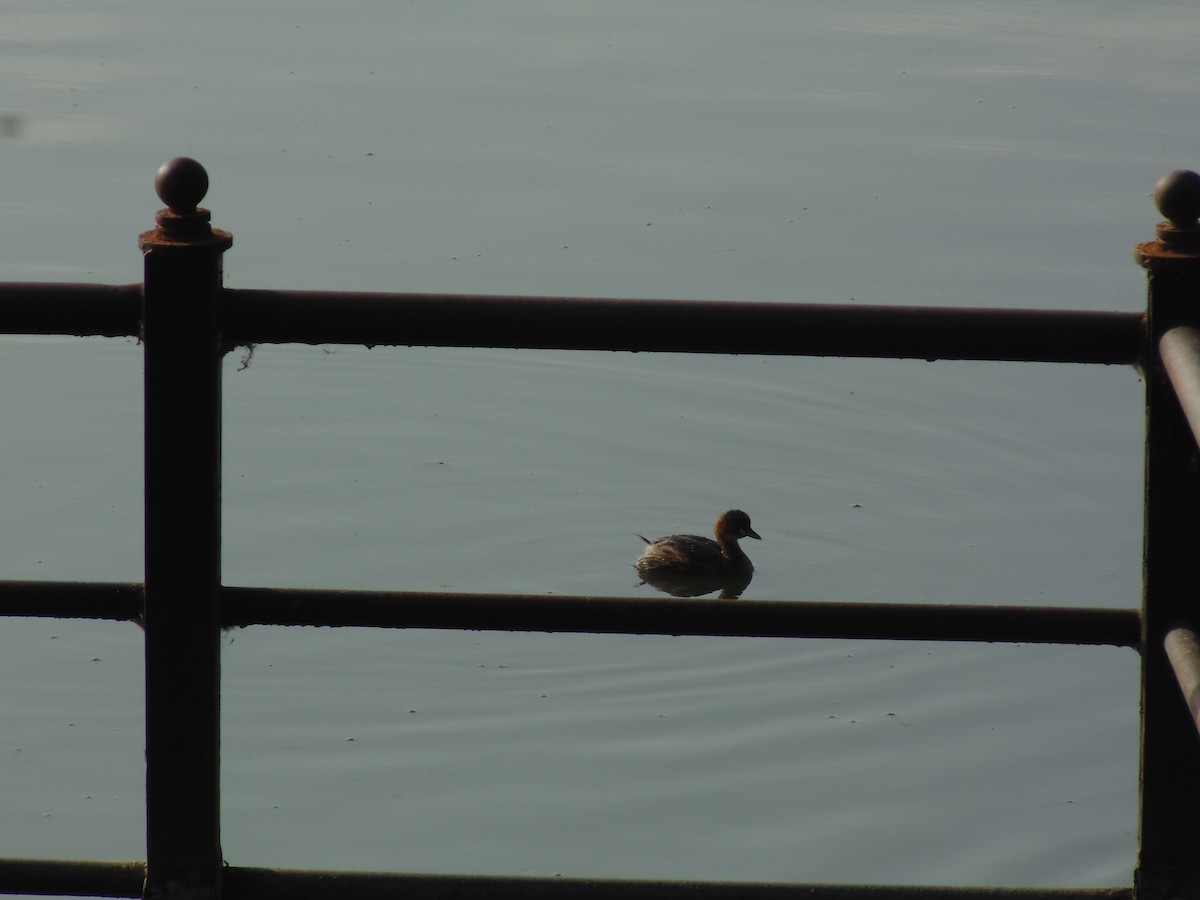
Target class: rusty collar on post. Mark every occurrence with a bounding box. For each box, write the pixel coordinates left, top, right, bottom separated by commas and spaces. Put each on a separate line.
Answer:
1135, 169, 1200, 268
138, 157, 233, 252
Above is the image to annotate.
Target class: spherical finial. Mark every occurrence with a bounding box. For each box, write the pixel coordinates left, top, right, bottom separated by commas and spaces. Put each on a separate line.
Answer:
154, 157, 209, 214
140, 157, 231, 251
1154, 169, 1200, 228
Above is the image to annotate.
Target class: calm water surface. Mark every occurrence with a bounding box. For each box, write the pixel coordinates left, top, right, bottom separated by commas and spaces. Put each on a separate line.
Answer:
2, 0, 1192, 890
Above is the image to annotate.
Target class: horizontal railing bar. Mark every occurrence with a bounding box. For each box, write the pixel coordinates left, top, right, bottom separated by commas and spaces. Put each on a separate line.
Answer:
0, 857, 144, 898
1164, 624, 1200, 738
0, 283, 141, 338
0, 282, 1147, 363
223, 289, 1145, 364
1159, 325, 1200, 448
0, 859, 1132, 900
0, 581, 1138, 647
221, 587, 1141, 647
0, 580, 142, 622
221, 866, 1134, 900
0, 282, 1147, 367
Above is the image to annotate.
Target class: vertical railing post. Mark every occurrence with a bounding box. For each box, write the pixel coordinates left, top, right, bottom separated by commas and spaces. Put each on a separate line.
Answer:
138, 158, 232, 900
1135, 169, 1200, 900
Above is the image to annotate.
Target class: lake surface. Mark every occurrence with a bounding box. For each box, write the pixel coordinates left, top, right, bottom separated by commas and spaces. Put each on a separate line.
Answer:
2, 1, 1193, 892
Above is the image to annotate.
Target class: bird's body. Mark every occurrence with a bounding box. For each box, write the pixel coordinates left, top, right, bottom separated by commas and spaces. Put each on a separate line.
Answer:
635, 509, 761, 578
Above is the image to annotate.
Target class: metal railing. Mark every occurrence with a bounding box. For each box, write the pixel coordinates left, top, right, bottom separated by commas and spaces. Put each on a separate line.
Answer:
2, 157, 1200, 900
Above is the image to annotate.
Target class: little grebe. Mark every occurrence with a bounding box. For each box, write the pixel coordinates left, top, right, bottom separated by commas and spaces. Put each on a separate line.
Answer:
635, 509, 762, 578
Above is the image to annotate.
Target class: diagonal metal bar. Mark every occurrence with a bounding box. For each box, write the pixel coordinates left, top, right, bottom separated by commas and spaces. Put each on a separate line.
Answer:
1159, 325, 1200, 448
1164, 625, 1200, 738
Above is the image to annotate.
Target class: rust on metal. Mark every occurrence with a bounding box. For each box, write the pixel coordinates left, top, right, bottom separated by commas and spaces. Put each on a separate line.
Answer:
140, 157, 233, 251
1135, 170, 1200, 268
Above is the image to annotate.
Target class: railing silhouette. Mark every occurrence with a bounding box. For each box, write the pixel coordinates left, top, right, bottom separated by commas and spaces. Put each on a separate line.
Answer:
1, 157, 1199, 900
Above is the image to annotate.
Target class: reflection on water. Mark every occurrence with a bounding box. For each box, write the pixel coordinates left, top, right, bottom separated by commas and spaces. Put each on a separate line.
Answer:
636, 566, 754, 599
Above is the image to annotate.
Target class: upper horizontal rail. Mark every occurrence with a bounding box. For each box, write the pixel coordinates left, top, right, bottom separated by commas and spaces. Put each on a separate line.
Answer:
0, 283, 141, 337
0, 282, 1145, 364
220, 587, 1141, 648
223, 289, 1146, 363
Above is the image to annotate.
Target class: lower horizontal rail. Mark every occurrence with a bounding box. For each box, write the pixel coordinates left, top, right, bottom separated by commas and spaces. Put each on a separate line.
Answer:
0, 580, 142, 622
0, 859, 1131, 900
221, 867, 1133, 900
221, 587, 1141, 647
224, 289, 1145, 364
0, 580, 1139, 647
0, 858, 144, 898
